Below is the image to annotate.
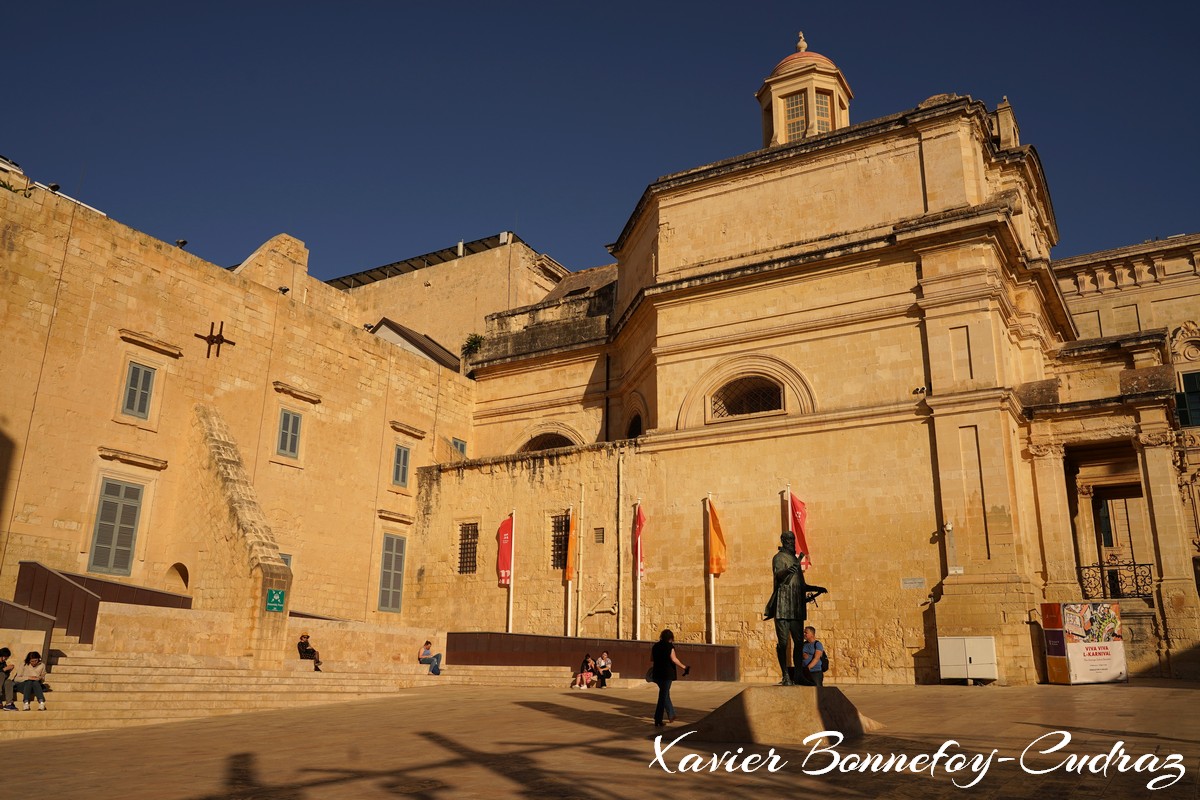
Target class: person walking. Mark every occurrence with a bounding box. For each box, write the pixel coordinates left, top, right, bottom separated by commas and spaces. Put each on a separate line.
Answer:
800, 626, 826, 687
650, 629, 688, 727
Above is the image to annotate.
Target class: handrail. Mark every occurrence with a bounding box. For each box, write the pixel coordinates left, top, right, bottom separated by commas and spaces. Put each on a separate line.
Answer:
53, 568, 192, 609
13, 561, 102, 645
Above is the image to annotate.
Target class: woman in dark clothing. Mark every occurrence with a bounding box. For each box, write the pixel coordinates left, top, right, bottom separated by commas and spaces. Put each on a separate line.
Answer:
650, 629, 688, 727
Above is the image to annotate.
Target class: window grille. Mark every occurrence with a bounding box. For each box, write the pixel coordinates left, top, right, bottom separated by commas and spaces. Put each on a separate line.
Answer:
711, 376, 783, 419
458, 522, 479, 574
594, 527, 605, 544
784, 92, 807, 141
550, 513, 570, 569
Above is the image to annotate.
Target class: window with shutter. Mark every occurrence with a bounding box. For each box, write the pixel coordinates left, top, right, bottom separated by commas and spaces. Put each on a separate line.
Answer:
393, 445, 411, 487
278, 410, 302, 458
89, 478, 143, 576
122, 363, 156, 419
379, 534, 406, 612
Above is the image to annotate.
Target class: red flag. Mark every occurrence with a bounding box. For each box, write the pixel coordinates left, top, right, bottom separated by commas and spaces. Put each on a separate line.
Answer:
634, 504, 646, 578
789, 492, 812, 571
496, 514, 514, 586
706, 500, 727, 575
564, 508, 577, 581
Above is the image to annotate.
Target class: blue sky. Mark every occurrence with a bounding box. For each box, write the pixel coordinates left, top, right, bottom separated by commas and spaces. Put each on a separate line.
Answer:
7, 2, 1198, 280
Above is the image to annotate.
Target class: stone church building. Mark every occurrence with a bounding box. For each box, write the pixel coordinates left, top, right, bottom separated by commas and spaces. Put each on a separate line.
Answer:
2, 36, 1197, 684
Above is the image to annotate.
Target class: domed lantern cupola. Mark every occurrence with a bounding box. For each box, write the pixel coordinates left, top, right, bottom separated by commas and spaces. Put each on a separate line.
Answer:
756, 32, 853, 147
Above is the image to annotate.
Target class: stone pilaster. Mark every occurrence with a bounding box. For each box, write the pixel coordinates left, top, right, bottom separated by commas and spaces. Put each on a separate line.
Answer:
1029, 442, 1081, 600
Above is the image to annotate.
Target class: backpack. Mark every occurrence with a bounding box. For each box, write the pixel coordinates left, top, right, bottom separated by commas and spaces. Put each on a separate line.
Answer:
819, 643, 829, 673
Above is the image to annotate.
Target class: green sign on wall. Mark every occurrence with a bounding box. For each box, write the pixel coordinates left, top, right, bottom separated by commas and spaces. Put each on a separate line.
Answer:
266, 588, 286, 612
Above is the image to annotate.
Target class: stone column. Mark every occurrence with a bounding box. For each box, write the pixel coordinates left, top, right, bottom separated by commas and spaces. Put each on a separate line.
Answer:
1029, 442, 1081, 600
1136, 431, 1200, 676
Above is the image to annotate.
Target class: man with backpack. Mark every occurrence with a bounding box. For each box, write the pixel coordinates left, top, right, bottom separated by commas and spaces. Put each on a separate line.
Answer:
801, 625, 827, 687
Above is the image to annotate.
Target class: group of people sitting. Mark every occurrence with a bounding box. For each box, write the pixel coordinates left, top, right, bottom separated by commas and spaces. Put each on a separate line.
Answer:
571, 651, 613, 689
1, 648, 48, 711
296, 634, 445, 677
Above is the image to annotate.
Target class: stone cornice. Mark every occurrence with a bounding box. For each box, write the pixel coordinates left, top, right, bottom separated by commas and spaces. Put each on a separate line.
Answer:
388, 420, 427, 439
118, 329, 183, 359
377, 509, 414, 525
98, 447, 168, 471
272, 381, 321, 405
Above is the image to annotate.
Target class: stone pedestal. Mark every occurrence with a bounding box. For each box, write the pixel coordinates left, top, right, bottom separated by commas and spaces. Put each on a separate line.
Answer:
687, 686, 882, 745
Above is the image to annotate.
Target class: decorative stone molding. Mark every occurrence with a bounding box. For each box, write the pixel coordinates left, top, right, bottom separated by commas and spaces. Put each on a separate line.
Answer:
1076, 484, 1094, 498
388, 420, 426, 439
1028, 442, 1064, 459
1170, 321, 1200, 362
118, 329, 184, 359
98, 447, 168, 471
272, 381, 321, 405
377, 509, 414, 525
1137, 431, 1178, 448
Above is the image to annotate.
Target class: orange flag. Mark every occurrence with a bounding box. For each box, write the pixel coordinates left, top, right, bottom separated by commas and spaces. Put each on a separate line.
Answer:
634, 504, 646, 578
706, 499, 727, 575
564, 507, 577, 580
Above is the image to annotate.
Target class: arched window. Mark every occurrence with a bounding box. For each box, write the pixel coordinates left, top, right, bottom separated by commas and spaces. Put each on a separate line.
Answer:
626, 414, 643, 438
520, 433, 575, 453
710, 376, 783, 419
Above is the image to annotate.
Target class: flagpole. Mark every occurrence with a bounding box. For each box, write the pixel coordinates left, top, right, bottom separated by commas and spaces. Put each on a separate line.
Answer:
634, 497, 642, 641
783, 483, 790, 537
565, 505, 573, 637
575, 487, 585, 637
506, 508, 516, 634
706, 493, 717, 645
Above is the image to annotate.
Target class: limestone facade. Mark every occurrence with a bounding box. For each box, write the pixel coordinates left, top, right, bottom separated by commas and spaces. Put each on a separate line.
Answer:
1, 38, 1197, 683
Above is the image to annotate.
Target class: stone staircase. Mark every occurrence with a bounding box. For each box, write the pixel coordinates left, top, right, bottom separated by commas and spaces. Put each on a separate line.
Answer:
0, 638, 619, 739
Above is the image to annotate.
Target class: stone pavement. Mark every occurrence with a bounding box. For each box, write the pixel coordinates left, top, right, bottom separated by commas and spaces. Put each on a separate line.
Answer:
3, 678, 1198, 799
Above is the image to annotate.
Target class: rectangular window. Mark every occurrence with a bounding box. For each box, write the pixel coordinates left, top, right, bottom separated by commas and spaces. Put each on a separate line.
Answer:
379, 534, 405, 612
458, 522, 479, 574
452, 438, 467, 457
277, 410, 302, 458
278, 553, 293, 568
550, 513, 570, 569
89, 479, 143, 576
815, 90, 833, 133
122, 362, 156, 419
784, 92, 807, 141
1178, 371, 1200, 427
594, 527, 605, 544
392, 445, 411, 487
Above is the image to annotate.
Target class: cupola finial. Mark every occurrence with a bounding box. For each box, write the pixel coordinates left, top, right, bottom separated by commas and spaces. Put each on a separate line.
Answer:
796, 31, 808, 52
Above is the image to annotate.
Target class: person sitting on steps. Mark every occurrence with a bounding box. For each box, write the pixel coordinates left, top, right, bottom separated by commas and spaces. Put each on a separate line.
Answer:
418, 641, 443, 675
13, 651, 47, 711
297, 634, 322, 672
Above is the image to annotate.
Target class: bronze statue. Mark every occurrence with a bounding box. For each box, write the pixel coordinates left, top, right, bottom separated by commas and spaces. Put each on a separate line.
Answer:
764, 531, 827, 685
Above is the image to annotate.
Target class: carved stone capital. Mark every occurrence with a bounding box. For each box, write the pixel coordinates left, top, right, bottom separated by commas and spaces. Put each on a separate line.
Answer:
1077, 484, 1095, 498
1137, 431, 1178, 448
1027, 441, 1065, 460
1029, 442, 1065, 459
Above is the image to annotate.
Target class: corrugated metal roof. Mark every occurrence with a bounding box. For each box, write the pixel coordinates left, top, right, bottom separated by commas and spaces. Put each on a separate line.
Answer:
325, 232, 526, 290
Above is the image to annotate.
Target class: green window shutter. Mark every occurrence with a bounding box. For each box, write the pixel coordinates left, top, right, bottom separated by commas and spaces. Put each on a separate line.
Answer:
122, 363, 155, 419
393, 446, 410, 487
90, 479, 143, 575
379, 534, 405, 612
278, 410, 302, 457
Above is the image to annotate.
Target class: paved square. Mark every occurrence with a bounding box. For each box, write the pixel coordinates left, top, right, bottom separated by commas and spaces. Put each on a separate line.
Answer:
3, 680, 1197, 798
